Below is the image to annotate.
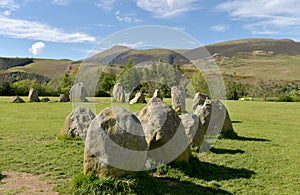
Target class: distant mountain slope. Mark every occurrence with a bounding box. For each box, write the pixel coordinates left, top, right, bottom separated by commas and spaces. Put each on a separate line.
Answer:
5, 59, 73, 78
0, 57, 33, 70
204, 38, 300, 57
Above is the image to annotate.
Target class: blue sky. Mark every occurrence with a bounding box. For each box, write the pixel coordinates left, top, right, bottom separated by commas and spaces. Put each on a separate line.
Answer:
0, 0, 300, 60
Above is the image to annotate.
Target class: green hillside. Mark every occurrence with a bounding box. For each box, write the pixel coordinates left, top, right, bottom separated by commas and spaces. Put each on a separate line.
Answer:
8, 59, 73, 78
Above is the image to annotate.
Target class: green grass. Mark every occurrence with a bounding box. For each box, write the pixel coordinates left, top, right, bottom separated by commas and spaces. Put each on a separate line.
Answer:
0, 97, 299, 194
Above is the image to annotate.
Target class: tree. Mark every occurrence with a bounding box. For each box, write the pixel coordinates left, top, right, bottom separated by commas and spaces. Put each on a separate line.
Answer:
96, 70, 116, 96
190, 71, 209, 95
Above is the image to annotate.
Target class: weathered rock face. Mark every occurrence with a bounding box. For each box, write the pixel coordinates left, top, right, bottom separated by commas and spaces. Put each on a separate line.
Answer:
69, 83, 88, 102
84, 106, 148, 177
40, 97, 50, 102
171, 86, 185, 113
194, 99, 234, 136
179, 113, 204, 147
11, 96, 25, 103
138, 98, 190, 163
63, 107, 95, 139
129, 92, 146, 104
153, 89, 163, 100
112, 83, 125, 103
28, 88, 40, 102
58, 94, 70, 102
125, 91, 135, 102
192, 93, 210, 111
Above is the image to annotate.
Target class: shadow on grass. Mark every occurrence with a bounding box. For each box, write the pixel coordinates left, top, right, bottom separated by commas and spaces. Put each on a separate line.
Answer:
135, 173, 232, 195
233, 135, 270, 142
232, 120, 243, 124
210, 147, 245, 154
171, 156, 255, 181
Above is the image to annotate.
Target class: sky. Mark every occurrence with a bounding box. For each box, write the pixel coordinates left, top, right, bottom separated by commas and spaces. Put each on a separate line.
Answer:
0, 0, 300, 60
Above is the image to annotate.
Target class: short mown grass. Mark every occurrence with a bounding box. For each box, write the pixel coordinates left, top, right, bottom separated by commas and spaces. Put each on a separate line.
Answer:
0, 97, 299, 194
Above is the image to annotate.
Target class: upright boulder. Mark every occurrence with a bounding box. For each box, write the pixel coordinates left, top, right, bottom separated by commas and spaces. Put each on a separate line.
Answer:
171, 86, 186, 113
194, 99, 236, 138
129, 92, 146, 104
112, 83, 125, 103
28, 88, 40, 102
179, 113, 204, 147
58, 94, 70, 102
62, 107, 95, 140
69, 83, 88, 102
84, 106, 147, 177
11, 96, 25, 103
192, 93, 210, 111
153, 89, 163, 100
138, 98, 190, 163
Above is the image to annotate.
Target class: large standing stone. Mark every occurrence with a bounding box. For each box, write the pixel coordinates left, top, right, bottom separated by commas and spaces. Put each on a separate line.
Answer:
194, 99, 235, 137
11, 96, 25, 103
28, 88, 40, 102
138, 98, 190, 163
84, 106, 147, 177
58, 94, 70, 102
171, 86, 185, 113
62, 107, 95, 140
69, 83, 88, 102
129, 92, 146, 104
192, 93, 210, 111
179, 113, 204, 147
112, 83, 125, 103
153, 89, 163, 100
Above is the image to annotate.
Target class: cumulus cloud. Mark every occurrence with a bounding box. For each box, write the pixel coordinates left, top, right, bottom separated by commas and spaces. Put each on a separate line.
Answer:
29, 42, 45, 55
211, 25, 230, 32
135, 0, 199, 18
115, 10, 143, 23
0, 15, 96, 43
217, 0, 300, 35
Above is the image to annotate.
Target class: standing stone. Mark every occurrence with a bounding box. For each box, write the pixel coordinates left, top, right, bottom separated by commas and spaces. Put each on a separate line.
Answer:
138, 98, 190, 163
194, 99, 235, 137
129, 92, 146, 104
84, 106, 147, 177
69, 83, 88, 102
58, 94, 70, 102
179, 113, 204, 147
112, 83, 125, 103
171, 86, 186, 113
11, 96, 25, 103
28, 88, 40, 102
192, 93, 210, 111
153, 89, 163, 100
62, 107, 95, 140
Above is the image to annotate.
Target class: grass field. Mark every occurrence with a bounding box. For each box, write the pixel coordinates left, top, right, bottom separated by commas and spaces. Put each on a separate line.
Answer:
0, 97, 299, 194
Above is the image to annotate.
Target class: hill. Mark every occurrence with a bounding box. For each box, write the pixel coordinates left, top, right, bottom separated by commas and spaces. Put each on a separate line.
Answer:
1, 38, 300, 84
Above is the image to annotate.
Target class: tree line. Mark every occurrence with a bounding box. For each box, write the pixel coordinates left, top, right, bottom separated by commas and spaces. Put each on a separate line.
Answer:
0, 59, 299, 102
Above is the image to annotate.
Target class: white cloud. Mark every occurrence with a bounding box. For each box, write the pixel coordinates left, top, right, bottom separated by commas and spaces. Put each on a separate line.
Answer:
115, 11, 143, 23
0, 0, 19, 10
0, 15, 96, 43
211, 25, 230, 32
135, 0, 199, 18
217, 0, 300, 35
3, 9, 11, 15
96, 0, 116, 11
29, 41, 45, 55
51, 0, 70, 6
